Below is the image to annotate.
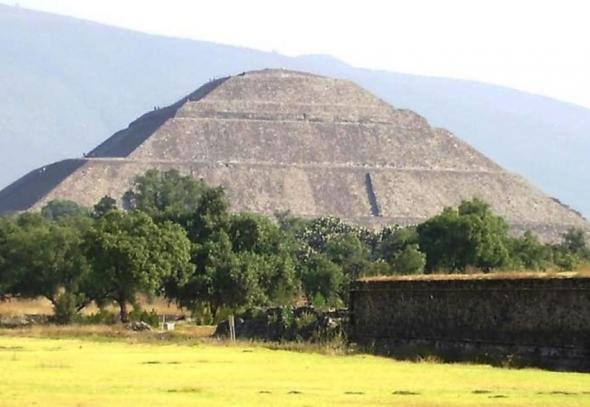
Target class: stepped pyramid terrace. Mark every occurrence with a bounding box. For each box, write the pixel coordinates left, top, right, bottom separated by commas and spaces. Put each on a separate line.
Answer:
0, 69, 587, 240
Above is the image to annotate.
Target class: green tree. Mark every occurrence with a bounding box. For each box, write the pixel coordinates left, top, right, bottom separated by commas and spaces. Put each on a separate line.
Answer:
228, 213, 298, 304
509, 231, 549, 270
417, 198, 511, 272
417, 207, 469, 271
123, 169, 207, 223
300, 254, 344, 307
376, 226, 426, 274
391, 244, 426, 274
551, 246, 579, 271
173, 230, 233, 315
298, 216, 361, 252
161, 187, 232, 316
85, 210, 193, 322
1, 214, 93, 323
186, 187, 230, 243
173, 231, 268, 315
261, 253, 298, 306
325, 232, 372, 283
41, 200, 89, 220
214, 251, 268, 311
377, 227, 419, 264
175, 208, 299, 315
561, 228, 590, 260
274, 210, 310, 237
229, 213, 283, 254
93, 195, 118, 218
0, 217, 19, 299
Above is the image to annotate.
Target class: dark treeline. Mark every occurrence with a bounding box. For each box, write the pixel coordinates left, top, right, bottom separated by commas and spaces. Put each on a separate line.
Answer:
0, 170, 588, 323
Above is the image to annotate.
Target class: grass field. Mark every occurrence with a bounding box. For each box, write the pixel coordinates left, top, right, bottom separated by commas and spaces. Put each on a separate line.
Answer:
0, 332, 588, 406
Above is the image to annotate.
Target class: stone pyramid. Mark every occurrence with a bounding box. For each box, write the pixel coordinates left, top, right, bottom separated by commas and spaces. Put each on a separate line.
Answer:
0, 69, 586, 240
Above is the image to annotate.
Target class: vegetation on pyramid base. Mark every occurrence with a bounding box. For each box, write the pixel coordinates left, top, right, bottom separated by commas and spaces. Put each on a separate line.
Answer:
0, 170, 588, 323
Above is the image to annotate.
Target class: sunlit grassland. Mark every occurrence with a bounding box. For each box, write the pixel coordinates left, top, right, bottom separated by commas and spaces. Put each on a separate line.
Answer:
0, 335, 588, 406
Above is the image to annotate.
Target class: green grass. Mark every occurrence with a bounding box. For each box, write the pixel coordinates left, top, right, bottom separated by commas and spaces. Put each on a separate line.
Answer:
0, 335, 588, 406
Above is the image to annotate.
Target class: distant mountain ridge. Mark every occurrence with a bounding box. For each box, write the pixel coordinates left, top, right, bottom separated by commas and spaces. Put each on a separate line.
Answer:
1, 4, 589, 217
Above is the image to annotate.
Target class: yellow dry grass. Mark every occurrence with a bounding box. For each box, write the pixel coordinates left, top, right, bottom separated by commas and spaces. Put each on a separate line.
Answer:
0, 296, 186, 316
359, 270, 590, 282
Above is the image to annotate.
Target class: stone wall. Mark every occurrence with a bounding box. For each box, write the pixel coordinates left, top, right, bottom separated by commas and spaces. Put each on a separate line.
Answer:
350, 273, 590, 371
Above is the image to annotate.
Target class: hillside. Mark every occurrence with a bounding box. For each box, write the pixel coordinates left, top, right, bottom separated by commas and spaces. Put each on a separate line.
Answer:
1, 4, 589, 217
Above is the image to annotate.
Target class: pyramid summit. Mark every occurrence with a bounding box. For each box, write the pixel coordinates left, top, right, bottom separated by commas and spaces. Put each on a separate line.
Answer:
0, 69, 587, 239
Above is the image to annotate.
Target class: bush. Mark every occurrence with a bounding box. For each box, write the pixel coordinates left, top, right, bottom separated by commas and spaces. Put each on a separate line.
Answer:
365, 260, 391, 277
190, 302, 215, 325
552, 247, 579, 271
311, 292, 327, 309
391, 245, 426, 274
301, 254, 344, 307
417, 199, 512, 272
75, 309, 118, 325
509, 232, 549, 270
295, 312, 318, 331
129, 307, 160, 328
216, 306, 346, 343
51, 293, 78, 325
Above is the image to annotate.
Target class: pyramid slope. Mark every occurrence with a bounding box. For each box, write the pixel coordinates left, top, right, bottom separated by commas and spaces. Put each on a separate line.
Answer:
14, 159, 582, 239
87, 76, 229, 157
0, 69, 587, 241
0, 159, 86, 214
127, 70, 501, 171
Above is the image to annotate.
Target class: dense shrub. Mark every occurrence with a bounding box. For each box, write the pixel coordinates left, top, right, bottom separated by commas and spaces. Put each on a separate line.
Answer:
391, 245, 426, 274
417, 199, 512, 272
215, 306, 347, 343
75, 309, 118, 325
129, 307, 160, 328
51, 292, 78, 325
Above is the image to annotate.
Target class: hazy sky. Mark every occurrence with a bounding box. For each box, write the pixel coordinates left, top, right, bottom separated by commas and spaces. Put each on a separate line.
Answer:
4, 0, 590, 109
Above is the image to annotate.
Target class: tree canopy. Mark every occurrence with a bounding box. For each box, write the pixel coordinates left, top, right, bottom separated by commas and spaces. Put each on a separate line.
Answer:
1, 170, 587, 323
417, 198, 512, 272
84, 210, 193, 321
123, 169, 207, 223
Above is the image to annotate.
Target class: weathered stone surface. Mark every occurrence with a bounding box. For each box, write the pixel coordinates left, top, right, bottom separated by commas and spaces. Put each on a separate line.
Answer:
0, 69, 587, 240
350, 273, 590, 371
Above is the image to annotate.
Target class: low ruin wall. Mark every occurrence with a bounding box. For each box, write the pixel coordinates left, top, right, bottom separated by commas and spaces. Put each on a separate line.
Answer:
349, 273, 590, 371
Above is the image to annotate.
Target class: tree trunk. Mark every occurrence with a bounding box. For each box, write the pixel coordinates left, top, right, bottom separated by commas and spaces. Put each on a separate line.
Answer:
119, 299, 129, 323
210, 303, 218, 321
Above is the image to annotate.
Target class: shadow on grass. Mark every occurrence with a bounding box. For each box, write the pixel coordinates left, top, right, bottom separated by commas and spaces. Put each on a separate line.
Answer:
167, 387, 202, 393
392, 390, 420, 395
0, 345, 24, 351
537, 391, 578, 396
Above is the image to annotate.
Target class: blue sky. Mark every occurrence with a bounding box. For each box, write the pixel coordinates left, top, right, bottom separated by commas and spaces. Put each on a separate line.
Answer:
5, 0, 590, 109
